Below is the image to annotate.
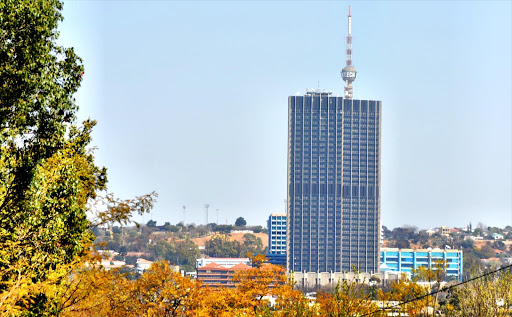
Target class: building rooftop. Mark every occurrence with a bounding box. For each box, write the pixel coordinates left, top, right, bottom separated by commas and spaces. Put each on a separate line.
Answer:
230, 263, 252, 271
197, 262, 227, 271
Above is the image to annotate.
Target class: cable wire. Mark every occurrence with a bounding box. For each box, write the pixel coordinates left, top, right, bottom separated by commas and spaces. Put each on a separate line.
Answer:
362, 264, 512, 316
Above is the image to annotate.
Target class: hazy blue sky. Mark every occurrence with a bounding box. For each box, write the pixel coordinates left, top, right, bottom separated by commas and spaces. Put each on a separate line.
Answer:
58, 1, 511, 230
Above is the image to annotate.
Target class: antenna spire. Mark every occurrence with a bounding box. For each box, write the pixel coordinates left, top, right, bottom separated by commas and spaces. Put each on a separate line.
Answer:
341, 5, 357, 99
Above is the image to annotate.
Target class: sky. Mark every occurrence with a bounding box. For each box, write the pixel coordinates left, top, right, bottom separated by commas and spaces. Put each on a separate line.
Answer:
58, 1, 511, 230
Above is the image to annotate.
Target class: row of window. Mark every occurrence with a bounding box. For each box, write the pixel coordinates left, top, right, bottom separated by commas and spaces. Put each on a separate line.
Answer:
289, 96, 381, 112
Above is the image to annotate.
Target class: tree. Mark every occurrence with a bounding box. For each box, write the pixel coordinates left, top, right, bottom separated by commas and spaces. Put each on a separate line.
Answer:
378, 277, 428, 317
462, 252, 483, 279
204, 235, 241, 258
1, 0, 90, 285
476, 245, 495, 259
133, 261, 201, 316
391, 227, 415, 241
317, 274, 384, 317
249, 225, 264, 233
0, 1, 157, 313
212, 224, 233, 234
148, 239, 200, 272
125, 256, 138, 266
382, 226, 392, 239
147, 219, 157, 228
443, 268, 512, 316
394, 239, 411, 249
492, 240, 506, 251
412, 260, 448, 315
240, 233, 265, 256
235, 217, 247, 227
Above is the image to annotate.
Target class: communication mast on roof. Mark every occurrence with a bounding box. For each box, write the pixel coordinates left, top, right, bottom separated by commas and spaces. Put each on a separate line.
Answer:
341, 5, 357, 99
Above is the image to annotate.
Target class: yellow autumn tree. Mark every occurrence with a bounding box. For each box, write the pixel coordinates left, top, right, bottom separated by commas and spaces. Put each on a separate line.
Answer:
443, 267, 512, 317
378, 276, 428, 317
317, 277, 384, 317
133, 261, 201, 316
377, 261, 448, 317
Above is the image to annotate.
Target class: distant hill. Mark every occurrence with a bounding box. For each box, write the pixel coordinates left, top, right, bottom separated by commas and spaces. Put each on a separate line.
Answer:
191, 232, 268, 249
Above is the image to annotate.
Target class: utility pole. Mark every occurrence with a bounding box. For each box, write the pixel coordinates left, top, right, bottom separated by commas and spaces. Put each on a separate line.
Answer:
204, 204, 210, 225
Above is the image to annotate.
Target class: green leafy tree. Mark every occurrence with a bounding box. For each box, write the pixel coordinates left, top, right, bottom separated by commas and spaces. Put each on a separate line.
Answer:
0, 1, 156, 314
146, 219, 157, 228
210, 224, 233, 234
235, 217, 247, 227
240, 233, 265, 256
204, 235, 242, 258
149, 239, 199, 272
0, 0, 105, 311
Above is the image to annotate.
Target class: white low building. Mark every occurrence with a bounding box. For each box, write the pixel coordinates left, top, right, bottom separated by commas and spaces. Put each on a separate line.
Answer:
289, 271, 404, 289
136, 258, 154, 273
196, 257, 250, 268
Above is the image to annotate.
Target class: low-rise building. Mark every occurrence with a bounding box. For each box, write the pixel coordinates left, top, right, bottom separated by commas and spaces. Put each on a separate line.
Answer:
197, 262, 284, 288
196, 257, 250, 269
196, 262, 252, 287
481, 257, 502, 267
136, 258, 154, 273
290, 271, 402, 289
464, 236, 484, 241
492, 233, 504, 240
380, 248, 463, 281
231, 229, 254, 234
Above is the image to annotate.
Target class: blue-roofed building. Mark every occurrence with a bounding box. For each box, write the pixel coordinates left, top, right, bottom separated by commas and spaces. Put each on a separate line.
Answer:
380, 248, 463, 281
267, 213, 286, 267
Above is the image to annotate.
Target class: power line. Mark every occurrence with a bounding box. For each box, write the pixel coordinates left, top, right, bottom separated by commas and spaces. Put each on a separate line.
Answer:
363, 264, 512, 316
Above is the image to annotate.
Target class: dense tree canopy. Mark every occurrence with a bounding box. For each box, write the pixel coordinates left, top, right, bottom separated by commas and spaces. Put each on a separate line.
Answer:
0, 1, 155, 313
204, 234, 266, 258
0, 0, 104, 306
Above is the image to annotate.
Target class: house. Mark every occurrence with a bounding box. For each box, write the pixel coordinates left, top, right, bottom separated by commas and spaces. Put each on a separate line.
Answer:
481, 257, 502, 267
136, 258, 153, 273
494, 249, 505, 256
492, 233, 504, 240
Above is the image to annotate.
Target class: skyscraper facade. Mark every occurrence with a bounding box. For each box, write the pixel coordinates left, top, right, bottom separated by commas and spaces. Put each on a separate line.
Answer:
287, 90, 381, 273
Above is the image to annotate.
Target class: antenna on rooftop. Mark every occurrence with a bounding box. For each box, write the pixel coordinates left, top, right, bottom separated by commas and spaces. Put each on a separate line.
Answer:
341, 5, 357, 99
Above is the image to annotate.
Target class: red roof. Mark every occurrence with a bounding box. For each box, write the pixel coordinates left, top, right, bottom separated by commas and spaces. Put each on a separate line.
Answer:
198, 262, 227, 271
230, 263, 252, 271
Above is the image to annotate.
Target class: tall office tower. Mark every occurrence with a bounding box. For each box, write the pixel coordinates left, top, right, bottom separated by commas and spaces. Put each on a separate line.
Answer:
287, 91, 381, 273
